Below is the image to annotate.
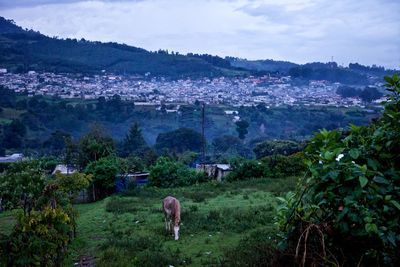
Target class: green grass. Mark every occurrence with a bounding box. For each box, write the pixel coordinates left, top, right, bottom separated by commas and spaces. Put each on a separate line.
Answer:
0, 177, 297, 266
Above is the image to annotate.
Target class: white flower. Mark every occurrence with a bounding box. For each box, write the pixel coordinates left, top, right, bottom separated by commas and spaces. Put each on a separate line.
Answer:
336, 153, 344, 161
319, 160, 323, 164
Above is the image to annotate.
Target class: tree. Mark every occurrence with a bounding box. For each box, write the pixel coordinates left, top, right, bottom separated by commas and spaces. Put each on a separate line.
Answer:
78, 123, 115, 169
235, 120, 249, 140
359, 86, 383, 103
155, 128, 204, 154
212, 135, 248, 157
120, 122, 147, 157
42, 130, 71, 155
84, 156, 119, 200
2, 119, 26, 149
0, 160, 46, 214
253, 140, 302, 159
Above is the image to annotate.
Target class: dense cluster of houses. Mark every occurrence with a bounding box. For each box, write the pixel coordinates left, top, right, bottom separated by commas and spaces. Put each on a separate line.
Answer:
0, 70, 384, 107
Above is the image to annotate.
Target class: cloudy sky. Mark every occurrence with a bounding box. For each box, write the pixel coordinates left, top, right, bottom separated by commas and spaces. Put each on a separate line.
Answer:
1, 0, 399, 69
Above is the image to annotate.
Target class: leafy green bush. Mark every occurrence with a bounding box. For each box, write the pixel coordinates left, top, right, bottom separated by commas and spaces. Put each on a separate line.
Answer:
84, 156, 119, 200
225, 158, 266, 181
278, 75, 400, 266
0, 160, 46, 213
254, 139, 302, 159
149, 157, 208, 187
4, 207, 73, 266
262, 153, 306, 178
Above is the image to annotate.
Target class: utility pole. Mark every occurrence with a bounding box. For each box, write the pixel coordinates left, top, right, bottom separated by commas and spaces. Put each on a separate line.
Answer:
201, 102, 206, 163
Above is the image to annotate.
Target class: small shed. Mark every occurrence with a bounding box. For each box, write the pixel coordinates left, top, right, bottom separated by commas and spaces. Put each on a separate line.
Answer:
196, 164, 232, 182
52, 164, 77, 175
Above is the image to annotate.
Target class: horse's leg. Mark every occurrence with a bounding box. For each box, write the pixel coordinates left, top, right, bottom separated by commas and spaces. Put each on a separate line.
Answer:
174, 225, 180, 240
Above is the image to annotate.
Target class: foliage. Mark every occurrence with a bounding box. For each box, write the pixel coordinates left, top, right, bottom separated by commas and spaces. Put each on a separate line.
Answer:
253, 139, 302, 159
0, 160, 46, 213
226, 158, 267, 181
149, 157, 208, 187
0, 17, 235, 78
119, 122, 147, 157
119, 156, 145, 173
235, 120, 249, 140
84, 156, 119, 200
3, 207, 73, 266
53, 172, 93, 201
155, 127, 204, 154
212, 135, 250, 157
261, 153, 306, 178
78, 123, 115, 168
226, 155, 304, 181
0, 161, 87, 266
278, 75, 400, 266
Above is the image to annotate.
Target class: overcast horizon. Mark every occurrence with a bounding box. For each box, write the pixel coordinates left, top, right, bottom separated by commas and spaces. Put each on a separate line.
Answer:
1, 0, 399, 69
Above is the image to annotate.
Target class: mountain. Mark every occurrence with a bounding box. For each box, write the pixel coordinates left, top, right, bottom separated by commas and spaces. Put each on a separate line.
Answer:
0, 17, 246, 78
227, 57, 396, 85
227, 57, 299, 73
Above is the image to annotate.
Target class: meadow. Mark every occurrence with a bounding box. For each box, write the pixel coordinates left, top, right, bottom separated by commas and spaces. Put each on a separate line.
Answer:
16, 176, 296, 266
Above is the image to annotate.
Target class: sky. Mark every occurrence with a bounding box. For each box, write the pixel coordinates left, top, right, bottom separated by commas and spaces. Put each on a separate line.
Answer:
1, 0, 399, 69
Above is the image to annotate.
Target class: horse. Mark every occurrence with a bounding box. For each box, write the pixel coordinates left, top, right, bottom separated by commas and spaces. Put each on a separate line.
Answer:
162, 196, 181, 240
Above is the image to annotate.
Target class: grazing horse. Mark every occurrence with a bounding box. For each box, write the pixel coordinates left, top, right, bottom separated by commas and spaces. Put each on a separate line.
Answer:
163, 196, 181, 240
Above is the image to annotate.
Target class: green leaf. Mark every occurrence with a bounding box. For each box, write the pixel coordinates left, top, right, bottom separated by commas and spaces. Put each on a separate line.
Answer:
349, 149, 360, 159
365, 223, 378, 234
373, 176, 389, 184
359, 176, 368, 188
390, 200, 400, 210
367, 159, 379, 171
384, 76, 393, 83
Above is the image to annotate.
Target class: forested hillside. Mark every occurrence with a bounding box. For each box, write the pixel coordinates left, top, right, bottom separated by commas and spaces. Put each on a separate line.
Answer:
0, 17, 244, 78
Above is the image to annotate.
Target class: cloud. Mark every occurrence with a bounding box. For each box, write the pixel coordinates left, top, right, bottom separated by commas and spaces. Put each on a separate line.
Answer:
1, 0, 399, 68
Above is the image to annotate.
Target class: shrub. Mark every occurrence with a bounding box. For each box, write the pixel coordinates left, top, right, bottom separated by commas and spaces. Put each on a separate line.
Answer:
225, 158, 266, 181
253, 139, 302, 159
277, 75, 400, 266
84, 156, 119, 200
262, 153, 306, 178
0, 160, 46, 213
149, 157, 208, 187
4, 207, 73, 266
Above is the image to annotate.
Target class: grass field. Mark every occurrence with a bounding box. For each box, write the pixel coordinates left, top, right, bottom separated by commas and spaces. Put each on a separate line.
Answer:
0, 177, 297, 266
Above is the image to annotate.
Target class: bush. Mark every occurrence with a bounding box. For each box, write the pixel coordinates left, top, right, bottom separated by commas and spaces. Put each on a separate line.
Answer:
149, 157, 208, 187
225, 158, 267, 181
0, 160, 46, 213
277, 75, 400, 266
254, 139, 302, 159
262, 153, 306, 178
84, 156, 119, 200
3, 207, 73, 266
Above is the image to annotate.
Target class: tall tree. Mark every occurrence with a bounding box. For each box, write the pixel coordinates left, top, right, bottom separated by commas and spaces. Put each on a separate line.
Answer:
78, 123, 115, 169
235, 120, 249, 140
121, 122, 147, 157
